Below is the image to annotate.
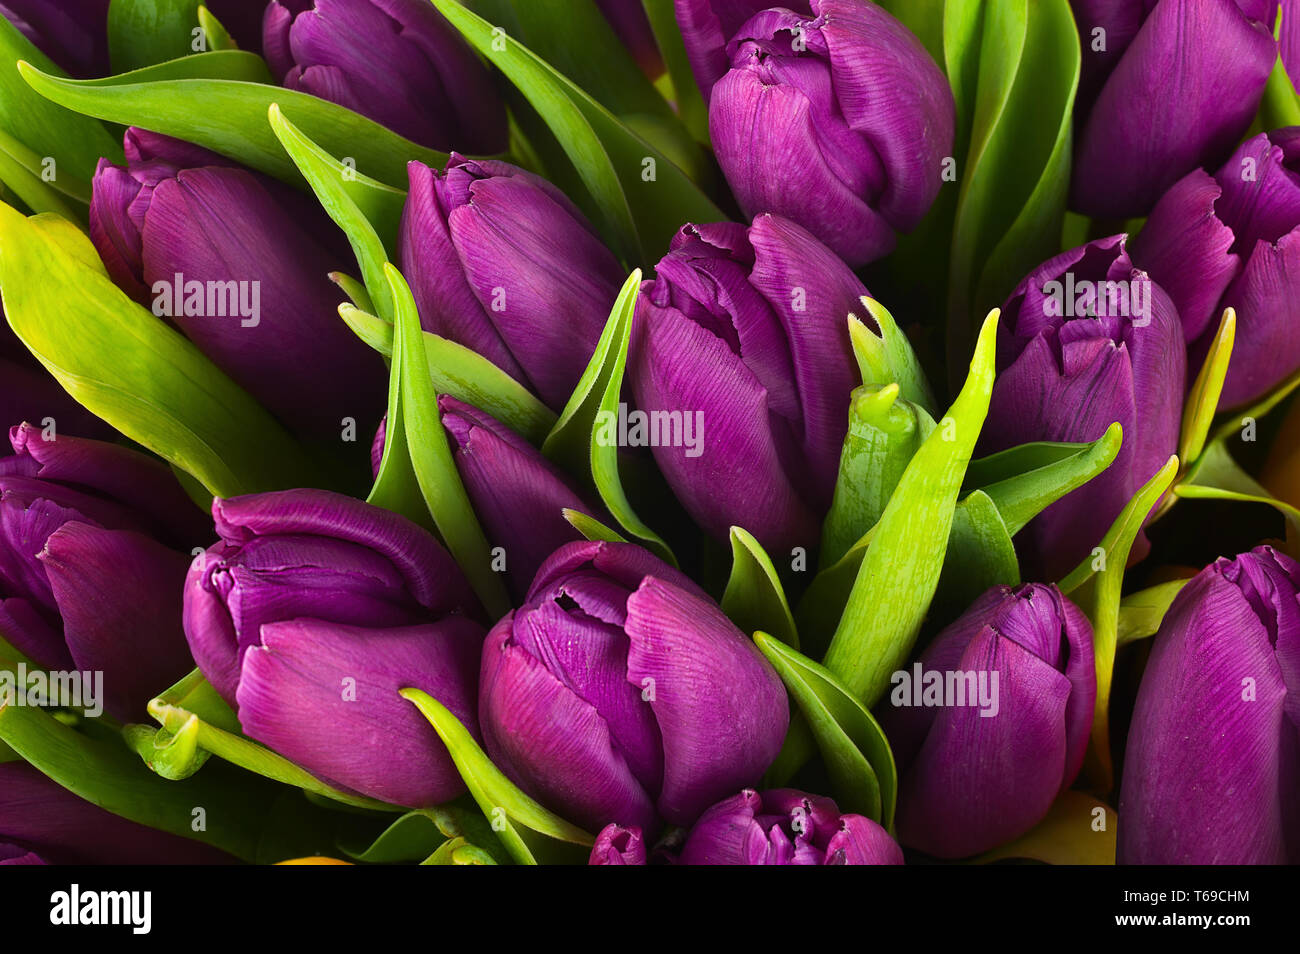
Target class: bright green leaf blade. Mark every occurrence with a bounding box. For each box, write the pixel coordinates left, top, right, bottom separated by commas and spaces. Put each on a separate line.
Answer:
935, 489, 1020, 617
401, 688, 594, 865
642, 0, 709, 143
0, 206, 319, 496
339, 302, 555, 445
387, 264, 511, 618
562, 508, 629, 544
722, 527, 799, 649
1177, 439, 1300, 532
197, 5, 238, 51
108, 0, 204, 71
754, 633, 898, 828
18, 55, 444, 190
822, 311, 1000, 706
850, 298, 937, 414
975, 422, 1123, 536
430, 0, 723, 261
1117, 579, 1189, 648
1179, 308, 1235, 467
1260, 8, 1300, 129
0, 126, 86, 220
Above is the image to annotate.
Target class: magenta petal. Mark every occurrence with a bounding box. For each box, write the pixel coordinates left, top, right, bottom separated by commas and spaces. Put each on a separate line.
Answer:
588, 823, 647, 865
824, 815, 905, 865
1219, 230, 1300, 406
235, 617, 483, 808
624, 578, 788, 825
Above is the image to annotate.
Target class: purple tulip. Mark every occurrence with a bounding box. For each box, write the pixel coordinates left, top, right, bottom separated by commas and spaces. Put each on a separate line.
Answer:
0, 423, 207, 721
1071, 0, 1277, 218
89, 128, 386, 438
588, 823, 648, 865
881, 584, 1096, 859
439, 396, 601, 600
0, 762, 234, 864
263, 0, 507, 154
183, 488, 483, 807
1132, 129, 1300, 407
400, 155, 625, 411
630, 214, 861, 553
0, 0, 109, 77
1069, 0, 1159, 113
595, 0, 664, 77
978, 235, 1185, 581
674, 0, 812, 103
0, 325, 114, 440
708, 0, 954, 267
1119, 546, 1300, 864
675, 788, 903, 864
479, 540, 789, 834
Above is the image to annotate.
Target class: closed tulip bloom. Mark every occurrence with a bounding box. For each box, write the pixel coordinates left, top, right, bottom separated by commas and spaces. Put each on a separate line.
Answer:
978, 235, 1185, 580
708, 0, 954, 267
677, 789, 904, 865
400, 156, 625, 411
0, 0, 109, 77
1133, 129, 1300, 406
1119, 546, 1300, 864
0, 424, 207, 720
479, 540, 789, 834
440, 396, 601, 600
674, 0, 811, 102
1071, 0, 1277, 218
588, 823, 648, 865
89, 128, 386, 438
263, 0, 506, 154
183, 489, 483, 807
1069, 0, 1158, 113
881, 584, 1096, 859
631, 215, 861, 552
0, 762, 234, 864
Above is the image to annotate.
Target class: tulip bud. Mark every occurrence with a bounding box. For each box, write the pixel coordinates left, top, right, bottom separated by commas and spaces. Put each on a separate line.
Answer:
183, 489, 484, 807
1119, 546, 1300, 864
676, 788, 904, 864
673, 0, 812, 103
89, 128, 387, 438
588, 823, 647, 865
881, 584, 1096, 859
479, 540, 789, 834
978, 235, 1185, 580
0, 0, 109, 77
439, 396, 602, 600
1071, 0, 1277, 218
1133, 129, 1300, 406
263, 0, 507, 153
0, 762, 233, 864
400, 156, 625, 411
630, 214, 861, 553
0, 423, 207, 720
708, 0, 954, 267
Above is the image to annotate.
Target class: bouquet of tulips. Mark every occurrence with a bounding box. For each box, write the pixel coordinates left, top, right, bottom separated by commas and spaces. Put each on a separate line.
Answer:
0, 0, 1296, 870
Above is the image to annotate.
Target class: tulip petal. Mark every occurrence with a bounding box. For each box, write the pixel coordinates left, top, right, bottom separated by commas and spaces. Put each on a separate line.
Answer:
1219, 229, 1300, 406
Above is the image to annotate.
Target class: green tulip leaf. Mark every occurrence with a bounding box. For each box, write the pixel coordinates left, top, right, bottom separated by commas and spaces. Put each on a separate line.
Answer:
330, 271, 375, 313
970, 422, 1123, 536
107, 0, 206, 72
422, 835, 498, 865
339, 800, 508, 865
722, 527, 799, 649
562, 508, 630, 544
542, 270, 676, 565
196, 5, 238, 52
1179, 308, 1235, 467
1117, 578, 1189, 648
849, 298, 937, 414
1260, 7, 1300, 129
0, 205, 320, 496
0, 126, 86, 221
0, 17, 122, 202
18, 54, 444, 190
822, 310, 999, 706
1060, 455, 1179, 791
753, 633, 897, 828
642, 0, 709, 143
429, 0, 724, 262
381, 264, 511, 619
935, 489, 1020, 617
401, 688, 594, 865
123, 716, 210, 781
338, 302, 555, 446
1176, 439, 1300, 533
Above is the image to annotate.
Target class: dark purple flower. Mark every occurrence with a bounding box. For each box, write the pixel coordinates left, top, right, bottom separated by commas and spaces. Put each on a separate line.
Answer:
0, 423, 208, 721
479, 540, 789, 834
400, 155, 625, 411
1133, 129, 1300, 407
674, 0, 812, 102
0, 323, 114, 441
0, 0, 109, 77
596, 0, 664, 76
631, 214, 861, 553
1071, 0, 1277, 218
708, 0, 954, 266
675, 788, 903, 864
89, 128, 386, 438
1119, 546, 1300, 864
0, 761, 234, 864
881, 584, 1096, 859
978, 235, 1185, 580
263, 0, 506, 153
183, 488, 483, 807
